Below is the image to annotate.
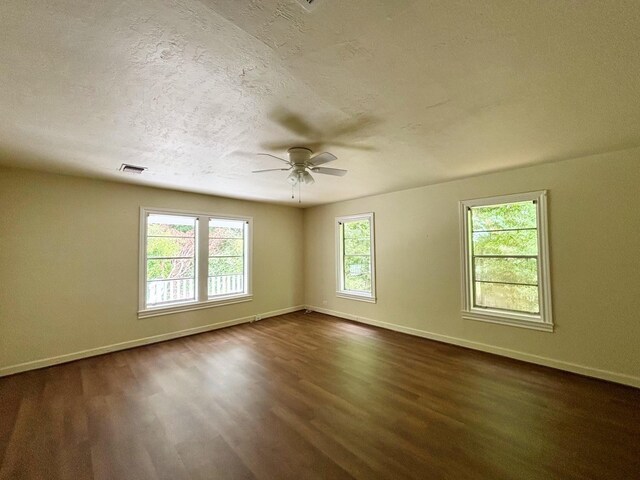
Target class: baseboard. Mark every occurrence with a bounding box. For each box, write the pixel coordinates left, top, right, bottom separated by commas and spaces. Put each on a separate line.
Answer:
0, 305, 305, 377
307, 305, 640, 389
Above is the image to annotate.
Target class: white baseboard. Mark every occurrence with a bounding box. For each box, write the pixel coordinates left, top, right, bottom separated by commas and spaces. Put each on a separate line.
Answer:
0, 305, 305, 377
307, 305, 640, 389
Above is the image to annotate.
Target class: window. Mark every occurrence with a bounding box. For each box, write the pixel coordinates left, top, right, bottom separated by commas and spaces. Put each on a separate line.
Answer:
460, 191, 553, 331
145, 214, 197, 306
208, 219, 247, 297
336, 213, 376, 302
139, 208, 251, 318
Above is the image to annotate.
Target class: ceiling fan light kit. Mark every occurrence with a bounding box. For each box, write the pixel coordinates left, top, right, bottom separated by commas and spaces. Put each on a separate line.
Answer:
287, 170, 314, 186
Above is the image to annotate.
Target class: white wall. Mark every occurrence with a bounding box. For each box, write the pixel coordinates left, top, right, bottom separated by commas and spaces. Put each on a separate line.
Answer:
304, 149, 640, 387
0, 167, 304, 373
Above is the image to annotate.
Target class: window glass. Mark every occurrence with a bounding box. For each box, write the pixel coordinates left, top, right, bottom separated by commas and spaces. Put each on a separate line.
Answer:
337, 214, 375, 301
208, 219, 246, 297
470, 201, 539, 313
146, 215, 196, 306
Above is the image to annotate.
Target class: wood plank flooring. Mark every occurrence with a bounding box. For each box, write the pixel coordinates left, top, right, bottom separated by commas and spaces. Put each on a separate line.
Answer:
1, 311, 639, 479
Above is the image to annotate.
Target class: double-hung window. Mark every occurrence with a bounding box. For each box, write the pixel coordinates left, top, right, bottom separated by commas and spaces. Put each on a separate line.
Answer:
139, 208, 252, 318
460, 191, 553, 331
336, 213, 376, 302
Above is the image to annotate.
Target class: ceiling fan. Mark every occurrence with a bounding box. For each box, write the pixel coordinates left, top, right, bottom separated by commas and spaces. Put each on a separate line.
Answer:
252, 147, 347, 187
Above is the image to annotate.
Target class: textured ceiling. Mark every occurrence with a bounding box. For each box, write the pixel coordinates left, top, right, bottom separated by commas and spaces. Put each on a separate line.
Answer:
1, 1, 639, 206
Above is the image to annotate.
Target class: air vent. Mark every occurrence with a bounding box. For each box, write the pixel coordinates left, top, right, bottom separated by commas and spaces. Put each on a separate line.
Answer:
119, 164, 147, 174
296, 0, 320, 12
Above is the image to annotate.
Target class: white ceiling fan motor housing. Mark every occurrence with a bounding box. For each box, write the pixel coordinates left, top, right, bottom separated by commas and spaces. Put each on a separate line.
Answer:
287, 147, 312, 165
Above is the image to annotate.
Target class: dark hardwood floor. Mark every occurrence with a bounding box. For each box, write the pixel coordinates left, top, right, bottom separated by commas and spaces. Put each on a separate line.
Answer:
1, 311, 639, 479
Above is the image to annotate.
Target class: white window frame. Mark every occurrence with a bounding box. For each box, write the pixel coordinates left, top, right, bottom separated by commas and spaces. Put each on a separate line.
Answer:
459, 191, 553, 332
336, 212, 377, 303
138, 207, 252, 319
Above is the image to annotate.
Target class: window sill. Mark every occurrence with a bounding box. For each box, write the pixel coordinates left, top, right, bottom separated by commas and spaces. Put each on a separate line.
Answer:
462, 309, 553, 332
336, 291, 377, 304
139, 294, 252, 319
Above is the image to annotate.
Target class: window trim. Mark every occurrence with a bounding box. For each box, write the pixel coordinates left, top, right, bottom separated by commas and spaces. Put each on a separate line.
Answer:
335, 212, 377, 303
459, 191, 553, 332
138, 207, 252, 319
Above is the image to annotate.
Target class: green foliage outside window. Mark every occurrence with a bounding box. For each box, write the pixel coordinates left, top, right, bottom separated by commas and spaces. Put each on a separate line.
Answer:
209, 221, 245, 277
343, 219, 372, 292
471, 201, 540, 313
146, 219, 195, 281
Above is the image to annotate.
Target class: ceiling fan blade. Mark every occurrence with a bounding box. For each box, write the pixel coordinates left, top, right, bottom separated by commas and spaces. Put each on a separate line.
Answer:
252, 168, 291, 173
256, 153, 290, 164
311, 167, 348, 177
310, 152, 337, 166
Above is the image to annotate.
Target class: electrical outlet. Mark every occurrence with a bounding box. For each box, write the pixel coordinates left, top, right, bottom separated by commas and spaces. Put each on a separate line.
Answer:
322, 299, 328, 306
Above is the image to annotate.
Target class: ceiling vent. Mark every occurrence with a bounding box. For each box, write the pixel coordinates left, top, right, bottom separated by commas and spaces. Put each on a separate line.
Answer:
119, 164, 147, 174
296, 0, 320, 12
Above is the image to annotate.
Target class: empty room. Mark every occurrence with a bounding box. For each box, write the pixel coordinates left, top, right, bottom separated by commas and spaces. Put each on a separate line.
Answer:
1, 1, 639, 479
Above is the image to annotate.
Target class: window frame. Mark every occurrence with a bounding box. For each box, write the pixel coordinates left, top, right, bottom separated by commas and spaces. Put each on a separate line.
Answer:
138, 207, 252, 319
459, 191, 553, 332
335, 212, 377, 303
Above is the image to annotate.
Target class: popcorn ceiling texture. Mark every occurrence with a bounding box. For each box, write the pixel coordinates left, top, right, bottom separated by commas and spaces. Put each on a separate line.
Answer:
1, 0, 639, 205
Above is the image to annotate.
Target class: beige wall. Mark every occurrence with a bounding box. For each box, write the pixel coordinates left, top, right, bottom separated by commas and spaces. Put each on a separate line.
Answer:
2, 151, 639, 387
304, 149, 640, 386
0, 167, 304, 372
